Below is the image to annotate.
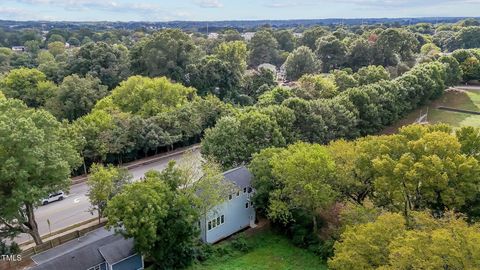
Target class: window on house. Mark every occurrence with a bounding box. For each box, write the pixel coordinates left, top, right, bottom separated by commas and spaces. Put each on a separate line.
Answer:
229, 194, 232, 200
236, 191, 240, 197
217, 217, 220, 225
221, 215, 225, 224
245, 203, 249, 208
250, 201, 253, 207
248, 187, 253, 193
208, 221, 212, 230
213, 219, 217, 228
88, 265, 101, 270
243, 187, 247, 193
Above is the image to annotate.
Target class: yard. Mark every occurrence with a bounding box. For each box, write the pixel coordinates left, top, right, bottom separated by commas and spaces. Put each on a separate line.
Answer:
188, 230, 327, 270
382, 86, 480, 134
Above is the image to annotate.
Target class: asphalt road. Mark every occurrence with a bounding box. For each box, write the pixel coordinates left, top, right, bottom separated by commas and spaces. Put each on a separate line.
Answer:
16, 148, 201, 244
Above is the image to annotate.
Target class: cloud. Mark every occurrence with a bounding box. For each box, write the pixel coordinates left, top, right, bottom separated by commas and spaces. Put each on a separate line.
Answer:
195, 0, 223, 8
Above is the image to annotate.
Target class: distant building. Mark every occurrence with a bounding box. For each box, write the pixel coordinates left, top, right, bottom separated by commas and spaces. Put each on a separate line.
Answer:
208, 32, 219, 39
11, 46, 26, 52
241, 32, 255, 41
31, 228, 143, 270
199, 166, 256, 244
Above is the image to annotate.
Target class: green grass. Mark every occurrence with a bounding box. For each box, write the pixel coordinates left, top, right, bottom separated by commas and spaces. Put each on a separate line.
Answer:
188, 231, 327, 270
382, 88, 480, 133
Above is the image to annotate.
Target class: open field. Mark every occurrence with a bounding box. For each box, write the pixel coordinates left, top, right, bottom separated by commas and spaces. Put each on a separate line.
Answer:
382, 86, 480, 134
189, 231, 327, 270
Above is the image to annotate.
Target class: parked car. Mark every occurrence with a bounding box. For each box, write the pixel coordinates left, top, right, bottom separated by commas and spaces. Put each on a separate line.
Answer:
41, 191, 65, 205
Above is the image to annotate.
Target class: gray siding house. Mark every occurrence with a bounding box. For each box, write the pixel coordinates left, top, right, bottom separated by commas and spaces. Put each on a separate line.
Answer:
31, 228, 143, 270
199, 166, 256, 243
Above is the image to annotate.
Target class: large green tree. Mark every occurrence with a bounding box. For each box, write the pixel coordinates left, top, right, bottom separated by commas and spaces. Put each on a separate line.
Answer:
130, 29, 198, 83
284, 46, 319, 81
0, 99, 80, 245
46, 74, 108, 121
87, 164, 132, 222
68, 42, 130, 88
0, 68, 57, 108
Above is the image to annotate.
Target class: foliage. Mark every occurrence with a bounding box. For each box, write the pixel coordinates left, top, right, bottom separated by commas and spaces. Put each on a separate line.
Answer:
46, 74, 108, 121
354, 65, 390, 85
329, 212, 480, 270
87, 163, 132, 221
295, 74, 338, 99
131, 29, 198, 83
284, 46, 319, 81
249, 30, 279, 67
0, 67, 57, 108
67, 42, 130, 88
0, 99, 80, 244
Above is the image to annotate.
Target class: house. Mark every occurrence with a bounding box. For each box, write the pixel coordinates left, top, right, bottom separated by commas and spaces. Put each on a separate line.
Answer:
241, 32, 256, 41
11, 46, 26, 52
199, 166, 256, 244
30, 228, 143, 270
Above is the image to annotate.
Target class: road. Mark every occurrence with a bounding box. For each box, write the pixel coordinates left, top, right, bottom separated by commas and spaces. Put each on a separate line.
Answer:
16, 148, 202, 244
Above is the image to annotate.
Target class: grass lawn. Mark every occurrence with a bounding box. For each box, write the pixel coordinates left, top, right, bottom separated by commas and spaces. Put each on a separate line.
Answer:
382, 87, 480, 133
188, 230, 327, 270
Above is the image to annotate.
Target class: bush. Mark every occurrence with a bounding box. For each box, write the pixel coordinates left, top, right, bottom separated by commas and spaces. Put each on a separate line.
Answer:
231, 235, 252, 252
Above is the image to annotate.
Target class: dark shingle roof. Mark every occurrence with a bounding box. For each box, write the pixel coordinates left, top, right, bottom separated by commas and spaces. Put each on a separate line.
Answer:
98, 237, 135, 265
223, 166, 252, 188
31, 228, 135, 270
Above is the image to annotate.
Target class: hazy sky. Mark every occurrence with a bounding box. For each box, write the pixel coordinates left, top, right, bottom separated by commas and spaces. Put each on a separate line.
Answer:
1, 0, 480, 21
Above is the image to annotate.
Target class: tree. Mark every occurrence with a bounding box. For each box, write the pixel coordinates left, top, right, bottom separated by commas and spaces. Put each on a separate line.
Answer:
215, 40, 248, 75
328, 212, 407, 270
68, 42, 130, 88
274, 30, 296, 52
374, 28, 419, 66
248, 30, 279, 67
329, 211, 480, 270
454, 26, 480, 49
347, 38, 374, 70
284, 46, 319, 81
267, 142, 337, 234
439, 55, 463, 86
0, 99, 80, 245
354, 65, 390, 86
46, 75, 108, 121
0, 68, 57, 108
332, 69, 358, 92
106, 159, 230, 268
460, 57, 480, 81
87, 164, 132, 222
316, 35, 347, 72
202, 110, 286, 168
257, 87, 294, 106
47, 41, 65, 57
295, 74, 338, 99
242, 67, 277, 98
97, 76, 196, 117
186, 56, 241, 100
298, 26, 328, 50
130, 29, 198, 83
372, 125, 480, 217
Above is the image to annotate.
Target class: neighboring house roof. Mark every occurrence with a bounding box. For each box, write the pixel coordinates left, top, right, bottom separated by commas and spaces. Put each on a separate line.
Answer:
31, 228, 136, 270
223, 166, 252, 189
98, 237, 135, 265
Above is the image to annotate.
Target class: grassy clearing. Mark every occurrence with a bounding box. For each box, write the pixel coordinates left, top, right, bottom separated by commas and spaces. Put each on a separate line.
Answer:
382, 87, 480, 134
188, 230, 327, 270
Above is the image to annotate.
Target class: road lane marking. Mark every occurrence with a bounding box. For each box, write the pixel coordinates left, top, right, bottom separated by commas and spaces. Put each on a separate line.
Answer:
73, 198, 81, 204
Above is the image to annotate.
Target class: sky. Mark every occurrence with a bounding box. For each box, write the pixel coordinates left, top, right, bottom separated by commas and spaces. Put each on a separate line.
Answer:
1, 0, 480, 22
